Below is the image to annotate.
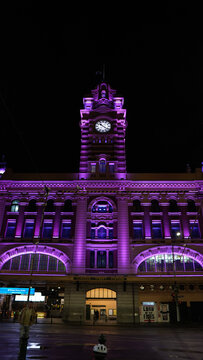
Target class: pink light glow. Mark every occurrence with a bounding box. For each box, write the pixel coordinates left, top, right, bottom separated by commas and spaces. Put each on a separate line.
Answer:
133, 245, 203, 272
0, 245, 70, 272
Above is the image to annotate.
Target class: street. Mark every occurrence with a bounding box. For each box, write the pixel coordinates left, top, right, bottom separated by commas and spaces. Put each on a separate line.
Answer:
0, 321, 203, 359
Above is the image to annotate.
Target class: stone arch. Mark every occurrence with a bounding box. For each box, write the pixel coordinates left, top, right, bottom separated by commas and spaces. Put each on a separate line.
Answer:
88, 196, 116, 212
0, 244, 71, 272
132, 245, 203, 272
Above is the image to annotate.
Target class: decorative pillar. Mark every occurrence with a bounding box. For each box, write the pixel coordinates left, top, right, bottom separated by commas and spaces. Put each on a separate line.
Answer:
72, 196, 87, 274
160, 203, 171, 239
53, 202, 62, 239
15, 202, 26, 238
34, 203, 44, 239
142, 203, 151, 240
117, 196, 130, 274
180, 205, 190, 239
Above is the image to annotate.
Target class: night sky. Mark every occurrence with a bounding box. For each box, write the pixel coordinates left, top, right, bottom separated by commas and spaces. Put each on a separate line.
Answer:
0, 2, 202, 174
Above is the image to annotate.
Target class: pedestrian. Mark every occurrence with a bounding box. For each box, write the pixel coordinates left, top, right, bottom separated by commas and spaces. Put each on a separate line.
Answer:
19, 302, 36, 340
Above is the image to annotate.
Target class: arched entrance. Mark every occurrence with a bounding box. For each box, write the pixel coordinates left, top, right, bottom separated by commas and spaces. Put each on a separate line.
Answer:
85, 288, 117, 324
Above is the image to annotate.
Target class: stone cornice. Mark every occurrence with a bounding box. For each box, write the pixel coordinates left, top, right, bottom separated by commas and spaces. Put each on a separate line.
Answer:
0, 179, 203, 193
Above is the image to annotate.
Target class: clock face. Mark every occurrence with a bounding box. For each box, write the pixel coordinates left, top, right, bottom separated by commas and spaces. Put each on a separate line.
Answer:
95, 120, 111, 133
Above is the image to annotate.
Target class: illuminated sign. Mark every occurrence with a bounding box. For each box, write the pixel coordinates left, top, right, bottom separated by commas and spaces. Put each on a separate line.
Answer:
142, 302, 155, 306
0, 287, 35, 295
15, 292, 45, 302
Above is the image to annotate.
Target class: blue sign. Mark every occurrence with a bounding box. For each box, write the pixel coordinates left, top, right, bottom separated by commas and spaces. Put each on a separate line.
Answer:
0, 287, 35, 295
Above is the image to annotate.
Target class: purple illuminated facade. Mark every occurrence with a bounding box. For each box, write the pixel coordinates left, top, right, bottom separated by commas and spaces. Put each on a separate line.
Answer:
0, 82, 203, 324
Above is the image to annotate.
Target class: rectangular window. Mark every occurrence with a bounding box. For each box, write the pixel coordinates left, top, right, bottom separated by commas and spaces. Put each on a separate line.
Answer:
97, 251, 106, 268
133, 221, 143, 239
189, 220, 201, 239
171, 221, 181, 238
24, 220, 35, 239
42, 220, 53, 239
5, 220, 16, 238
91, 228, 96, 239
109, 251, 114, 268
109, 228, 114, 239
61, 221, 71, 239
91, 163, 96, 173
90, 250, 95, 268
151, 221, 162, 239
109, 163, 114, 174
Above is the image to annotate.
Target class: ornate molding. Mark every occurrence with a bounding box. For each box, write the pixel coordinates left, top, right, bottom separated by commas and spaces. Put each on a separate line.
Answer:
0, 244, 71, 271
132, 245, 203, 271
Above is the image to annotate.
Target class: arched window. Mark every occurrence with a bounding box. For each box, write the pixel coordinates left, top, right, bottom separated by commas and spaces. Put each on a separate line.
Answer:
27, 199, 37, 212
137, 254, 202, 272
151, 199, 160, 212
187, 199, 196, 212
45, 199, 55, 212
99, 160, 106, 174
133, 200, 142, 212
92, 201, 113, 213
11, 200, 19, 212
63, 200, 72, 212
1, 253, 66, 273
169, 199, 179, 212
98, 226, 107, 239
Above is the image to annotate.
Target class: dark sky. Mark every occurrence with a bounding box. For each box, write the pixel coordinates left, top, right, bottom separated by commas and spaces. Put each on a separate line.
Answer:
0, 2, 202, 174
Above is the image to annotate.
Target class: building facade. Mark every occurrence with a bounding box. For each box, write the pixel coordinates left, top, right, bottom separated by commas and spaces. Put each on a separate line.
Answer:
0, 81, 203, 324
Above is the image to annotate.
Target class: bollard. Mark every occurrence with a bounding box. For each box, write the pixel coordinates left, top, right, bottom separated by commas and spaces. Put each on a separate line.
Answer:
18, 336, 28, 360
93, 334, 107, 360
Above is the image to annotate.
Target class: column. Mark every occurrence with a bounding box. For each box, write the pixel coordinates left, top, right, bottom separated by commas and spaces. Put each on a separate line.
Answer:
34, 203, 44, 239
63, 283, 86, 323
117, 282, 140, 324
117, 196, 130, 274
142, 203, 151, 240
53, 203, 62, 239
15, 202, 26, 238
72, 196, 87, 274
180, 205, 190, 239
160, 203, 171, 239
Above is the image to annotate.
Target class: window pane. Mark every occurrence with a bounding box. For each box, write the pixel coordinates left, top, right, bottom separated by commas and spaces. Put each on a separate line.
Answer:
109, 251, 114, 268
30, 254, 39, 271
24, 222, 34, 239
98, 227, 107, 239
11, 200, 19, 212
61, 222, 71, 239
190, 223, 201, 239
42, 222, 53, 239
171, 223, 181, 238
11, 256, 20, 270
152, 223, 162, 239
58, 260, 66, 272
156, 255, 165, 271
20, 254, 30, 270
146, 257, 155, 271
39, 254, 48, 271
48, 257, 57, 271
5, 221, 16, 238
184, 257, 194, 271
133, 223, 143, 239
97, 251, 106, 268
90, 251, 95, 268
2, 260, 11, 270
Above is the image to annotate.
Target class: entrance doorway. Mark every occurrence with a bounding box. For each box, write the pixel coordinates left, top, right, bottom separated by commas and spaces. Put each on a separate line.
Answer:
86, 288, 117, 324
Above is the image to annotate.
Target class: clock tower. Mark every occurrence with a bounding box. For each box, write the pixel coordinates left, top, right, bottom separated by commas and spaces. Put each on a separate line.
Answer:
79, 82, 127, 180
